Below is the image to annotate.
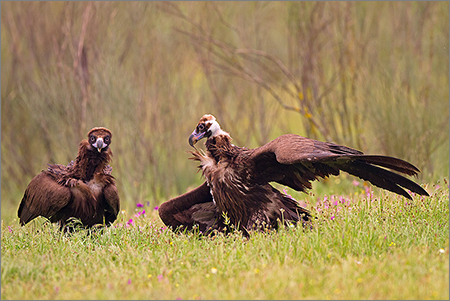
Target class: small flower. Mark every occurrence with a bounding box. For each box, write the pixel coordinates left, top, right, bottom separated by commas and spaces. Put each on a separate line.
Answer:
330, 215, 335, 221
154, 206, 159, 211
136, 203, 144, 208
7, 226, 12, 233
127, 279, 131, 285
352, 180, 360, 186
254, 268, 260, 274
157, 274, 164, 282
146, 201, 151, 206
439, 248, 445, 254
147, 274, 152, 279
210, 267, 218, 274
127, 219, 134, 226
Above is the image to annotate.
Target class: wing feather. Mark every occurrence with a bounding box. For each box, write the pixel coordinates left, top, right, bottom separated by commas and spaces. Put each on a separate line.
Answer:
246, 134, 428, 198
18, 172, 71, 225
102, 180, 120, 224
159, 182, 223, 232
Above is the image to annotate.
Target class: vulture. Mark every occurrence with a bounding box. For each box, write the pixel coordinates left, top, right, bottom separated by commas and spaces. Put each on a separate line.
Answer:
18, 127, 120, 230
158, 114, 429, 236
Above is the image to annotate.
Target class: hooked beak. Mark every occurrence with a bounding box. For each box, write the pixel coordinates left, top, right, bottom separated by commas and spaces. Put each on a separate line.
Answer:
92, 138, 106, 152
188, 131, 206, 147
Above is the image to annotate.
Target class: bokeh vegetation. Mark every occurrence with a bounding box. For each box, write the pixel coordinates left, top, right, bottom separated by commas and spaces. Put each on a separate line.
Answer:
1, 2, 448, 224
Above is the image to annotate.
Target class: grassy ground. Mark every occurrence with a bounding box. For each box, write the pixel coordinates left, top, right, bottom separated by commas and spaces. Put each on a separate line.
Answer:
2, 179, 448, 300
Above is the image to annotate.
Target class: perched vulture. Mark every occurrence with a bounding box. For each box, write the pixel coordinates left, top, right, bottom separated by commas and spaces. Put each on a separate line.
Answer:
159, 114, 429, 236
18, 127, 120, 230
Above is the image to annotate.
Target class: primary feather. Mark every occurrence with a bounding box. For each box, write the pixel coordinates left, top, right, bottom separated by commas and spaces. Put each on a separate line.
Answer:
159, 114, 429, 236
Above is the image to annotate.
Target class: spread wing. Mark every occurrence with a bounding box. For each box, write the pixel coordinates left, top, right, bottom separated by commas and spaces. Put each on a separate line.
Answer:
18, 171, 71, 225
158, 181, 224, 233
245, 134, 429, 200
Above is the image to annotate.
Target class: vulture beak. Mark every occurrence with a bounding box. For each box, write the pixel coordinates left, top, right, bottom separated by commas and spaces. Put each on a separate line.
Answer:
189, 131, 206, 147
93, 138, 106, 152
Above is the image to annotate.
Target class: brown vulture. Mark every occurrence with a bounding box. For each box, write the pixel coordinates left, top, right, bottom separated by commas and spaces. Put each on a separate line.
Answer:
158, 114, 429, 236
18, 127, 120, 230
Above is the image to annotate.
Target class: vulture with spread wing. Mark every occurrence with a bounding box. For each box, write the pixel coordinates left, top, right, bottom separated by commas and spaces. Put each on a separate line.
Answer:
158, 114, 429, 235
18, 127, 120, 230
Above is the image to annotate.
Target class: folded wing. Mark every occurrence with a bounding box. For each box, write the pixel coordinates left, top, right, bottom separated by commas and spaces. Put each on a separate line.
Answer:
18, 172, 71, 225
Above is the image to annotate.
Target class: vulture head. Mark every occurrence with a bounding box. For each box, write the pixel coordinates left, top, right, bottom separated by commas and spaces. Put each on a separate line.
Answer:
189, 114, 229, 147
87, 127, 112, 153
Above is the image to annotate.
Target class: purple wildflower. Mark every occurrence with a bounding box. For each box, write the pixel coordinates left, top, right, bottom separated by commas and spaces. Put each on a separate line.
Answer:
157, 274, 164, 282
136, 203, 144, 208
135, 210, 146, 218
127, 219, 134, 226
332, 197, 338, 206
146, 201, 151, 206
330, 215, 335, 221
128, 279, 131, 285
8, 226, 12, 233
154, 206, 159, 211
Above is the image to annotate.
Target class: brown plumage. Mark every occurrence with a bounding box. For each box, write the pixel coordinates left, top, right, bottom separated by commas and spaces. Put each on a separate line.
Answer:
18, 127, 120, 230
159, 114, 429, 236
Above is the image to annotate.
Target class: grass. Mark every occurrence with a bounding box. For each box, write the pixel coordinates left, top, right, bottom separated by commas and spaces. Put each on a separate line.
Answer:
2, 179, 448, 300
1, 2, 449, 299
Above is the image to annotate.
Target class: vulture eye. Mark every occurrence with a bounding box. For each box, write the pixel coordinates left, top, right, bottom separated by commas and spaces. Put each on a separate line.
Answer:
104, 136, 110, 143
89, 135, 96, 143
197, 124, 205, 132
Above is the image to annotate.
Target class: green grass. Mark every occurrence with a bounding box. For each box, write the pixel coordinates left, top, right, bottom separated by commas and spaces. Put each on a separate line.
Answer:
2, 179, 448, 300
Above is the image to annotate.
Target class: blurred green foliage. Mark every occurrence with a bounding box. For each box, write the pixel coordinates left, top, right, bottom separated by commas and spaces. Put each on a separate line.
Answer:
1, 2, 448, 221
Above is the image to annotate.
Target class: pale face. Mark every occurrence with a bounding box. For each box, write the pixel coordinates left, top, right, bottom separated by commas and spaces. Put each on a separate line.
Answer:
188, 114, 227, 147
87, 127, 112, 152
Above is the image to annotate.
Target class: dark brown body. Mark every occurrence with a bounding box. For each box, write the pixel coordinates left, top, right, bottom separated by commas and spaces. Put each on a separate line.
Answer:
18, 127, 120, 229
159, 115, 429, 236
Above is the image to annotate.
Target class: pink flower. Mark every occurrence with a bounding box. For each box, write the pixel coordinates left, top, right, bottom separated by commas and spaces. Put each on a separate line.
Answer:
352, 180, 360, 186
136, 203, 144, 208
135, 210, 146, 218
330, 215, 335, 221
154, 206, 159, 211
7, 226, 12, 233
128, 279, 131, 285
157, 274, 164, 282
127, 219, 134, 226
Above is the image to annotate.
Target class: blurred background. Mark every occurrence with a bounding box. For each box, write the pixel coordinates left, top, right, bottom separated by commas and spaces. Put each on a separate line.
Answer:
1, 2, 448, 224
